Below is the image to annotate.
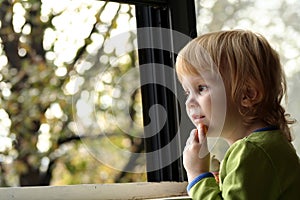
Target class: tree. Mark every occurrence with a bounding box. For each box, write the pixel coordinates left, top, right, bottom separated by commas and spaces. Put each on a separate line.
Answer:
0, 0, 145, 186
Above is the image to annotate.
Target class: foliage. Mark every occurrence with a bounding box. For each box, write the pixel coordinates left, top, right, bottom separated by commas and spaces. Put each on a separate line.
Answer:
0, 0, 145, 186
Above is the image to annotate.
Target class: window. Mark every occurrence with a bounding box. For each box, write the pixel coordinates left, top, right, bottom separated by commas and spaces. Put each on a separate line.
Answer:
0, 0, 196, 187
71, 0, 198, 183
2, 0, 299, 199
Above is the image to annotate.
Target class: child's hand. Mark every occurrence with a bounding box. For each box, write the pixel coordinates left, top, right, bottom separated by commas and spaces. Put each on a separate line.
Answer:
183, 124, 210, 183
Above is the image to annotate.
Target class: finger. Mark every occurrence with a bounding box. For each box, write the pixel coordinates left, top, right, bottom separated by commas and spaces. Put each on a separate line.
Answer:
211, 155, 221, 172
193, 128, 199, 143
198, 124, 209, 158
184, 129, 198, 152
197, 124, 208, 144
186, 129, 197, 145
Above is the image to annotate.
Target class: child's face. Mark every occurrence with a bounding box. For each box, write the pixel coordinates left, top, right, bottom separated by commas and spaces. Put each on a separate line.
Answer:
181, 73, 211, 129
181, 71, 240, 137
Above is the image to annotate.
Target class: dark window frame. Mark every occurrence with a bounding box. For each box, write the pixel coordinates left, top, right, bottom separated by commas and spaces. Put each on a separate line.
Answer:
101, 0, 197, 182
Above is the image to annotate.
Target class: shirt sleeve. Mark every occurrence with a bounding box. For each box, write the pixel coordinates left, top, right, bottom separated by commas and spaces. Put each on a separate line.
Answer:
188, 140, 280, 199
220, 141, 280, 200
188, 176, 222, 199
187, 172, 215, 191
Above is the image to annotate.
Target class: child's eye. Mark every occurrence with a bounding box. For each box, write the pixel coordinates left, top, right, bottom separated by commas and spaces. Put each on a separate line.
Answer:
198, 85, 209, 95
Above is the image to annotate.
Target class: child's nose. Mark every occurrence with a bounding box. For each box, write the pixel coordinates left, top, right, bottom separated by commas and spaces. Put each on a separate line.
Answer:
185, 94, 199, 108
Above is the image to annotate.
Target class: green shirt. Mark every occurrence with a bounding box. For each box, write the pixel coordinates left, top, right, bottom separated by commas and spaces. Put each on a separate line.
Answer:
189, 130, 300, 199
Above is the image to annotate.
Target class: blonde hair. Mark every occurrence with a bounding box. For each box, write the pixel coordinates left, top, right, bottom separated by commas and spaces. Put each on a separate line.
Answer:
176, 30, 295, 141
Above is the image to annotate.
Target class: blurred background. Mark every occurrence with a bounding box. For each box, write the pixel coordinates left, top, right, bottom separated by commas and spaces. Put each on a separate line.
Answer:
0, 0, 299, 186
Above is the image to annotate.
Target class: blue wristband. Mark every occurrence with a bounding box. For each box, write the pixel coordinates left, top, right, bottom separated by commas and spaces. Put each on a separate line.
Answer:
187, 172, 215, 191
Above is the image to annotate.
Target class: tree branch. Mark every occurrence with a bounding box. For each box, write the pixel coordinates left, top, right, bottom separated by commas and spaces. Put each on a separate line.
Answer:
57, 132, 121, 145
114, 138, 145, 182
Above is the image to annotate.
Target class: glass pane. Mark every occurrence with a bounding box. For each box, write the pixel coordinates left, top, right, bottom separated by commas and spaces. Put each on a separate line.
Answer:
0, 0, 145, 186
71, 2, 146, 184
195, 0, 300, 156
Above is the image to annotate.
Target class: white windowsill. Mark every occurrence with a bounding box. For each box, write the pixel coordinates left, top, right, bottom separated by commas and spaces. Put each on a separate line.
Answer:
0, 181, 190, 200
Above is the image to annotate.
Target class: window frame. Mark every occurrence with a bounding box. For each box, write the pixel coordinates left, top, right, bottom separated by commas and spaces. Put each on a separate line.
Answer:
0, 182, 189, 200
109, 0, 197, 182
102, 0, 197, 182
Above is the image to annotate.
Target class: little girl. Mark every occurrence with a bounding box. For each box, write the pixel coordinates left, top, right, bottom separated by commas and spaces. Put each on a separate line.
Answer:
176, 30, 300, 199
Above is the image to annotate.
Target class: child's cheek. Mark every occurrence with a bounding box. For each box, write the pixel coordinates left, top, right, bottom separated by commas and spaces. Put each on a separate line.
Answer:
186, 108, 192, 121
186, 107, 201, 125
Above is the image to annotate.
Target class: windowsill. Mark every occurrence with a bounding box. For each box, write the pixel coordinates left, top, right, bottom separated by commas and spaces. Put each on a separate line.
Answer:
0, 181, 190, 200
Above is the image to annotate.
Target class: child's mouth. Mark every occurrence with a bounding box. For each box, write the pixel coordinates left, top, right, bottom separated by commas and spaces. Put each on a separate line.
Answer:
188, 107, 206, 124
192, 114, 205, 123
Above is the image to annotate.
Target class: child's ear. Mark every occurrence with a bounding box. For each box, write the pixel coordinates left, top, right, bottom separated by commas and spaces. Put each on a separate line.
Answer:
241, 86, 262, 107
